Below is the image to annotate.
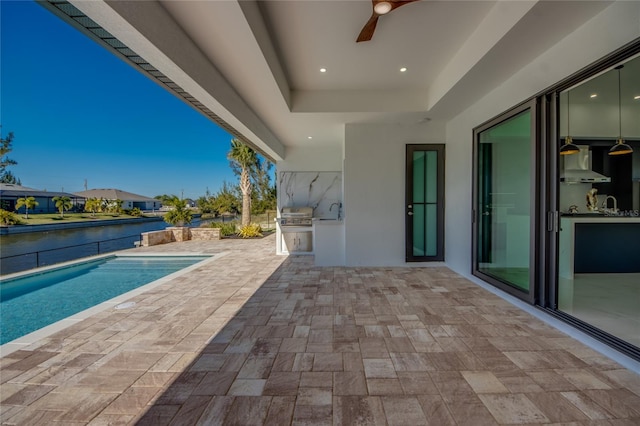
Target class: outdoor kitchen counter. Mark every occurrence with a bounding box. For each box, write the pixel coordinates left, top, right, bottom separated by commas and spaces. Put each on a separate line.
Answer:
276, 222, 313, 255
559, 215, 640, 279
313, 219, 345, 267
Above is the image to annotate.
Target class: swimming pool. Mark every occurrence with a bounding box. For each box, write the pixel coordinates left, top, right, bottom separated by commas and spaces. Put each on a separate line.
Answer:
0, 255, 210, 345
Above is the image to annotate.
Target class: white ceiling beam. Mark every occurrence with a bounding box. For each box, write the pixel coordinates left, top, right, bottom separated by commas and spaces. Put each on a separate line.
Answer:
237, 0, 292, 110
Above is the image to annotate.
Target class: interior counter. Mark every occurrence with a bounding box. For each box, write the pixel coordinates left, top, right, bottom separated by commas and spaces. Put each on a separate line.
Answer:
559, 216, 640, 278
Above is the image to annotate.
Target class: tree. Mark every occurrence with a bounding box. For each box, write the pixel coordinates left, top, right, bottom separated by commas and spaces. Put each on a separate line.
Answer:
1, 170, 20, 185
84, 197, 102, 217
211, 181, 241, 216
0, 131, 20, 184
162, 195, 193, 226
52, 196, 72, 218
100, 198, 110, 212
15, 196, 38, 219
154, 194, 175, 207
251, 160, 276, 214
106, 199, 123, 215
228, 139, 259, 226
0, 209, 20, 225
196, 188, 215, 214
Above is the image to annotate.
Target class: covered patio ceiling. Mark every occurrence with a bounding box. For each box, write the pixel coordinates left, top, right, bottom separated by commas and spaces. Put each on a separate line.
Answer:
50, 0, 614, 159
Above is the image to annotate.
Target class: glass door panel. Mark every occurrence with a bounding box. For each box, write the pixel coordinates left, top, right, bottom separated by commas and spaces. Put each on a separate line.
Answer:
475, 109, 532, 292
406, 144, 444, 261
556, 55, 640, 350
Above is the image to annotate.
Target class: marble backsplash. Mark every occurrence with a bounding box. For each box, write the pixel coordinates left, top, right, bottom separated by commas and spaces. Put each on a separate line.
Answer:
278, 171, 342, 219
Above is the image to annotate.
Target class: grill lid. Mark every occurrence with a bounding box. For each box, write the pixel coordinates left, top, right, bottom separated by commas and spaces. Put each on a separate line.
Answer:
281, 206, 313, 217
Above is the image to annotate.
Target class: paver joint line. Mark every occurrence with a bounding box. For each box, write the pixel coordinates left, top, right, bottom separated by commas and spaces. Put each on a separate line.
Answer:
1, 236, 639, 425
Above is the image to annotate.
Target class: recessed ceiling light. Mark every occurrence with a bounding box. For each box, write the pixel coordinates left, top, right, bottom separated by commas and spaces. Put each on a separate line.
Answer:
307, 136, 313, 139
320, 68, 327, 73
634, 95, 640, 100
590, 93, 598, 98
400, 67, 407, 72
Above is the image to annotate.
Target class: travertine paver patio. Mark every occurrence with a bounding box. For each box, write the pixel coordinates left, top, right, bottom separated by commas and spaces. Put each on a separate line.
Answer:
1, 234, 639, 425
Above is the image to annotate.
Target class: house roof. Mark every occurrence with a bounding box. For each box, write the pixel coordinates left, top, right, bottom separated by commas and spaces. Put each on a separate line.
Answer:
43, 1, 630, 161
0, 183, 81, 199
73, 189, 157, 203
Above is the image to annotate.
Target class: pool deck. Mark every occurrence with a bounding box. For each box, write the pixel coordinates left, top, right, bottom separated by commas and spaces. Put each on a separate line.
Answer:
1, 234, 639, 425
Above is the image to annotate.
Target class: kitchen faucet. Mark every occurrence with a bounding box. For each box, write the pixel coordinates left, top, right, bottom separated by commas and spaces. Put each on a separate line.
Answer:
602, 195, 618, 214
330, 202, 341, 218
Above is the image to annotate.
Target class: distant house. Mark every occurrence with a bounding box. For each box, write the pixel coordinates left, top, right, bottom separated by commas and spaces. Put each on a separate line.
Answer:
73, 188, 161, 211
0, 183, 85, 214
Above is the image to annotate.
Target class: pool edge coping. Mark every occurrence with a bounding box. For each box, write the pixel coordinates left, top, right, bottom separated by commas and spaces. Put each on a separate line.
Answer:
0, 251, 228, 357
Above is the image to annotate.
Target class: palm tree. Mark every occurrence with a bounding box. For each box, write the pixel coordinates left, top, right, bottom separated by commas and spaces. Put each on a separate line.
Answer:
84, 197, 101, 217
52, 196, 72, 218
15, 196, 38, 219
162, 195, 193, 226
228, 139, 258, 226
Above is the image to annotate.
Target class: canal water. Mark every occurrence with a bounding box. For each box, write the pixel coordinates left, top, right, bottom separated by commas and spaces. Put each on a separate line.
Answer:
0, 217, 210, 275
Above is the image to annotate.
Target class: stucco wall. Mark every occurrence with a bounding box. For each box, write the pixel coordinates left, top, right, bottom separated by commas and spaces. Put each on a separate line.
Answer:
277, 145, 343, 172
444, 2, 640, 277
343, 120, 447, 266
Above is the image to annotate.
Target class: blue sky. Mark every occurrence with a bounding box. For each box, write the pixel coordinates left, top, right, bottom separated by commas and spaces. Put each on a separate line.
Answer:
1, 1, 242, 200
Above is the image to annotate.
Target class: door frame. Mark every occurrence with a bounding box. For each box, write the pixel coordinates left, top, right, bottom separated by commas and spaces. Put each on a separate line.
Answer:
405, 144, 445, 262
471, 99, 540, 304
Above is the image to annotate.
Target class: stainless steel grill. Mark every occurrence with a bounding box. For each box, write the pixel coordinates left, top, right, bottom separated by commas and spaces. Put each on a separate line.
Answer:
279, 206, 313, 226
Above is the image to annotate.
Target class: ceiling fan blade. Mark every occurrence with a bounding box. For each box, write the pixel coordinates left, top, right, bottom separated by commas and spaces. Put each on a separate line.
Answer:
389, 0, 419, 12
357, 14, 379, 43
356, 0, 420, 42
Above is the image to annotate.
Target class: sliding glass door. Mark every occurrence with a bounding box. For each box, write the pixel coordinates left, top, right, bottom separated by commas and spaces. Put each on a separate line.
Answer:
473, 101, 537, 301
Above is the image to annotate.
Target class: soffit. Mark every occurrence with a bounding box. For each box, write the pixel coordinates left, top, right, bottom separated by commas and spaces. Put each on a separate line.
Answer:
66, 0, 617, 153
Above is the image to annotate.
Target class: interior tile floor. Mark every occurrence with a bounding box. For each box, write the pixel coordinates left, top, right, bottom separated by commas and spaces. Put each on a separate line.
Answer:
559, 273, 640, 348
1, 235, 640, 425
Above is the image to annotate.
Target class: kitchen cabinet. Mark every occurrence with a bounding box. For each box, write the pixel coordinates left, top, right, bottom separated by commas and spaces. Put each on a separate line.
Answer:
559, 63, 640, 140
277, 224, 313, 255
313, 219, 345, 266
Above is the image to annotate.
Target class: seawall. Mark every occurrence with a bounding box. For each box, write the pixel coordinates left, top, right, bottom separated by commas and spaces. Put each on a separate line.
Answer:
0, 216, 165, 236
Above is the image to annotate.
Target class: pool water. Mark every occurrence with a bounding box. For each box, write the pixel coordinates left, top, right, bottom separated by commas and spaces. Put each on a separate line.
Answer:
0, 255, 209, 344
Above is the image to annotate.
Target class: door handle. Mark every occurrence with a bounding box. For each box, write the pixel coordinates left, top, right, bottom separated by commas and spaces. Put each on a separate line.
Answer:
408, 212, 414, 216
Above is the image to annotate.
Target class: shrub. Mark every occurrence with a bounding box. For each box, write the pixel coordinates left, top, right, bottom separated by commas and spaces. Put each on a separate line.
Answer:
237, 223, 263, 239
0, 209, 20, 225
207, 221, 237, 237
127, 207, 142, 217
163, 199, 193, 226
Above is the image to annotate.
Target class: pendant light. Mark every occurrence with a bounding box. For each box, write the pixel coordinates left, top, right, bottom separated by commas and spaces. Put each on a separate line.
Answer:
560, 90, 580, 155
609, 64, 633, 156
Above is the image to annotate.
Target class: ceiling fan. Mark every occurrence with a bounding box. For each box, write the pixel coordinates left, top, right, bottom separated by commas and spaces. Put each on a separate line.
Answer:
357, 0, 420, 42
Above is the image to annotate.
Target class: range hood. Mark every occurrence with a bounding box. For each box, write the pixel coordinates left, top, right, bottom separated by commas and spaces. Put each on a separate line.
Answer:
561, 146, 611, 183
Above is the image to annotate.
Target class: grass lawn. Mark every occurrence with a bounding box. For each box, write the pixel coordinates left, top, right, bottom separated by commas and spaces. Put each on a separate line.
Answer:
12, 213, 156, 225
